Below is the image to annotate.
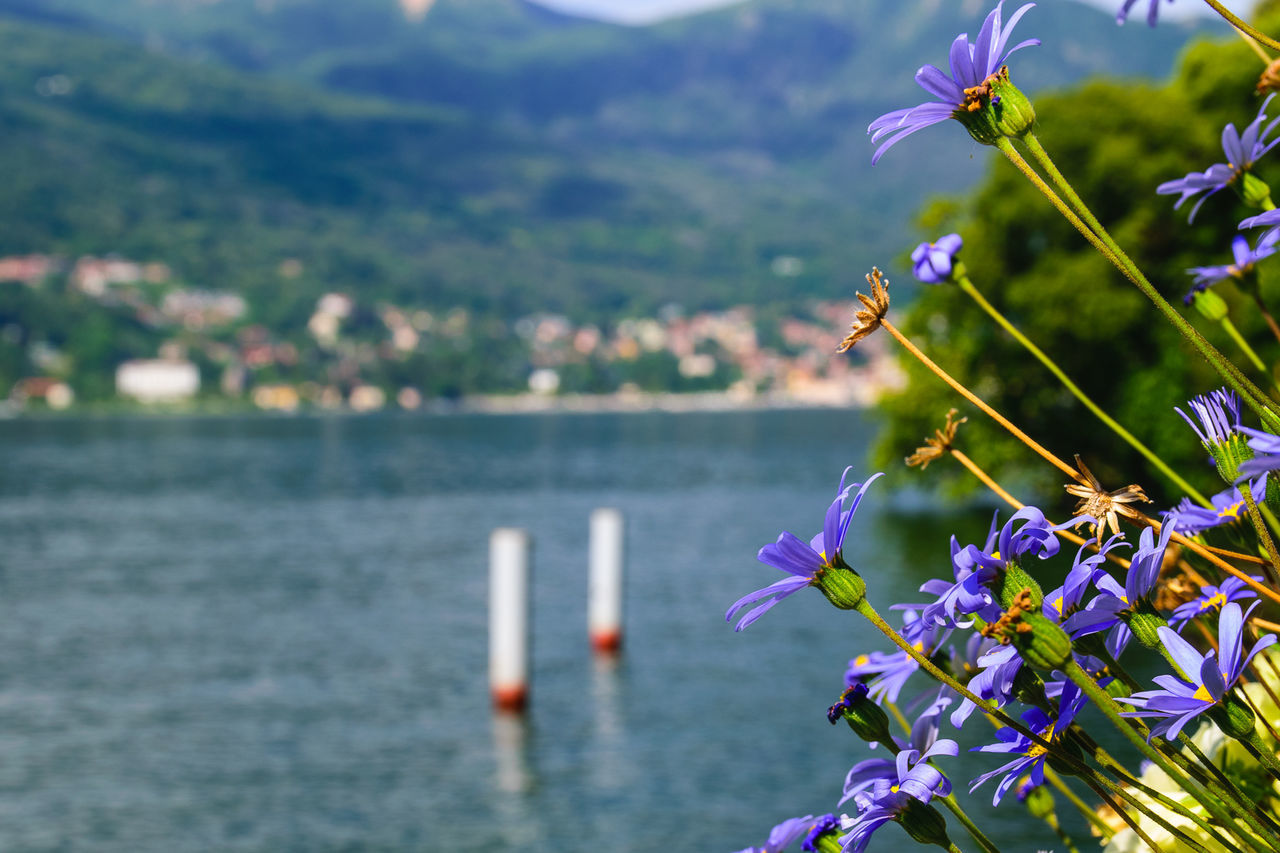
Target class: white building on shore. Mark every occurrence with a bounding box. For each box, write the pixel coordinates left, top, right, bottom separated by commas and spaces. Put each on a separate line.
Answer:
116, 360, 200, 403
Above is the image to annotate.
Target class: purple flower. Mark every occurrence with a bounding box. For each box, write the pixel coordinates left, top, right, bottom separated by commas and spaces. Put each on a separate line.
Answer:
911, 234, 963, 284
845, 610, 947, 702
1063, 522, 1175, 656
969, 681, 1086, 805
801, 815, 838, 852
838, 743, 956, 853
1170, 576, 1260, 631
921, 507, 1065, 629
840, 691, 957, 806
1175, 388, 1241, 447
733, 815, 816, 853
1117, 601, 1278, 740
1158, 95, 1280, 222
727, 470, 883, 631
1236, 426, 1280, 480
950, 644, 1024, 728
868, 2, 1038, 164
1185, 231, 1280, 303
1117, 0, 1174, 27
1163, 478, 1262, 535
1043, 533, 1129, 623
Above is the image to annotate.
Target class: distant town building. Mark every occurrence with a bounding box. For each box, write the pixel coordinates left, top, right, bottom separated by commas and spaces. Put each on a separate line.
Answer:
0, 254, 56, 285
349, 385, 386, 412
116, 360, 199, 403
10, 377, 74, 410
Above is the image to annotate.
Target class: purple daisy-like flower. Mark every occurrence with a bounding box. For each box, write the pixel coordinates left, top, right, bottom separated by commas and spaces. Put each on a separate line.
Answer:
838, 744, 956, 853
800, 815, 839, 853
1185, 231, 1280, 304
1175, 388, 1241, 448
868, 2, 1039, 164
1170, 575, 1260, 631
1117, 0, 1175, 27
845, 610, 947, 702
1063, 522, 1175, 656
840, 691, 957, 807
950, 643, 1024, 728
1043, 533, 1129, 623
969, 681, 1086, 805
921, 506, 1066, 629
911, 234, 964, 284
1236, 425, 1280, 480
733, 815, 817, 853
1117, 601, 1278, 740
1159, 95, 1280, 222
727, 470, 883, 631
1162, 478, 1262, 536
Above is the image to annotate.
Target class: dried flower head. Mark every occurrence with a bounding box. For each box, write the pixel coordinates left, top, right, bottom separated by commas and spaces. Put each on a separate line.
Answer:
1260, 57, 1280, 95
906, 409, 967, 469
1152, 557, 1197, 615
1063, 455, 1149, 537
838, 267, 891, 353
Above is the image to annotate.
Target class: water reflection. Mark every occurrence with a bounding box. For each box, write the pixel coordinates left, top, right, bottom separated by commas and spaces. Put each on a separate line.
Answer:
491, 710, 533, 795
589, 653, 625, 792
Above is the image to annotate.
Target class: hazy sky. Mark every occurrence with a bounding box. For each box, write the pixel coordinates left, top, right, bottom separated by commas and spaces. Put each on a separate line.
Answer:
532, 0, 1255, 26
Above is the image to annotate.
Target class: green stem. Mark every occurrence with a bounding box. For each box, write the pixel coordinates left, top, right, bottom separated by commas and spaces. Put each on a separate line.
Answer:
1221, 315, 1271, 376
1080, 734, 1243, 851
1240, 481, 1280, 587
1175, 732, 1280, 837
956, 273, 1210, 505
1243, 727, 1280, 782
1013, 133, 1277, 426
1201, 0, 1280, 52
938, 795, 1001, 853
854, 598, 1049, 744
945, 843, 964, 853
1045, 813, 1080, 853
1061, 659, 1266, 849
1045, 768, 1113, 839
1077, 772, 1174, 853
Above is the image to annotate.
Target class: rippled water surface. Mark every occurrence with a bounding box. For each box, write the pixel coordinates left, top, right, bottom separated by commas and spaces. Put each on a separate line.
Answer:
0, 411, 1084, 851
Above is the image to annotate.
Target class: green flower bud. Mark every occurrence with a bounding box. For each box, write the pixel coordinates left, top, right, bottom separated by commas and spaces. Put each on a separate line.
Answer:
1190, 288, 1229, 323
828, 684, 895, 746
1209, 693, 1257, 740
1022, 781, 1056, 821
1011, 611, 1074, 672
898, 800, 952, 850
1238, 171, 1274, 210
1000, 561, 1044, 610
953, 67, 1034, 146
1125, 605, 1169, 652
1012, 666, 1050, 710
810, 833, 844, 853
987, 67, 1036, 139
814, 563, 866, 610
1200, 433, 1253, 485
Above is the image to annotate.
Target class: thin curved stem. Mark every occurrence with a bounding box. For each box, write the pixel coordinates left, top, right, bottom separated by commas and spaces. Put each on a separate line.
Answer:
1240, 480, 1280, 586
1044, 768, 1113, 839
1222, 315, 1271, 375
1009, 134, 1276, 425
1203, 0, 1280, 52
938, 796, 1001, 853
956, 273, 1209, 505
881, 319, 1077, 478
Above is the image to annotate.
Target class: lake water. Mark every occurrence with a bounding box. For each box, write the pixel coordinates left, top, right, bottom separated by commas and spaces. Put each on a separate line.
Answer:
0, 410, 1089, 852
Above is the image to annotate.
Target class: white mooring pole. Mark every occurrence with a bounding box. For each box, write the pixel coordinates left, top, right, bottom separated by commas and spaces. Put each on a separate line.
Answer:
588, 508, 625, 654
489, 527, 531, 712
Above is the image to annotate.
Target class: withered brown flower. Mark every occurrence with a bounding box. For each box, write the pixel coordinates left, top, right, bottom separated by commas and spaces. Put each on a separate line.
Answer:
837, 267, 890, 353
906, 408, 967, 469
1063, 455, 1149, 538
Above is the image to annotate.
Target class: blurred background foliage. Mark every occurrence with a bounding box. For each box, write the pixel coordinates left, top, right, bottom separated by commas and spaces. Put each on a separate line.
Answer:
874, 0, 1280, 512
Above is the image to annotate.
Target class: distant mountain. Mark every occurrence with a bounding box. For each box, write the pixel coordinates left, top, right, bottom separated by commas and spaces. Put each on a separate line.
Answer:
0, 0, 1216, 320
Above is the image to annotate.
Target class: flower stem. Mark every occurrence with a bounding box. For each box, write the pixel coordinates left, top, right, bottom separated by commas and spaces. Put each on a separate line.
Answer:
1220, 315, 1272, 377
1008, 134, 1277, 427
880, 319, 1077, 479
1240, 480, 1280, 586
1062, 659, 1269, 850
1044, 813, 1079, 853
1044, 768, 1113, 839
1249, 289, 1280, 345
937, 796, 1001, 853
1202, 0, 1280, 52
955, 273, 1210, 505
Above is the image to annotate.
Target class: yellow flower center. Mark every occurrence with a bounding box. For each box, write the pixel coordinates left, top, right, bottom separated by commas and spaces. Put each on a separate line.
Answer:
1051, 596, 1064, 616
1193, 683, 1214, 703
1220, 500, 1246, 520
1200, 592, 1228, 613
853, 654, 870, 668
1026, 724, 1055, 758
